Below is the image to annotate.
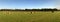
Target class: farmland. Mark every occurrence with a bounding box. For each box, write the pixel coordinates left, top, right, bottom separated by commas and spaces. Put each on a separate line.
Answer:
0, 11, 60, 22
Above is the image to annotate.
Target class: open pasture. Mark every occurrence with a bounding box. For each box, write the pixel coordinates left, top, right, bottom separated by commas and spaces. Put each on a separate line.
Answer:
0, 11, 60, 22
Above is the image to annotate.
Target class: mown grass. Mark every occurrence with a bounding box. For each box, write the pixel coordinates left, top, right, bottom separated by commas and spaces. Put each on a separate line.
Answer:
0, 11, 60, 22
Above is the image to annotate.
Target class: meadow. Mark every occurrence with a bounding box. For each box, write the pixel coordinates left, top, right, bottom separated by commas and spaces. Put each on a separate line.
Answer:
0, 11, 60, 22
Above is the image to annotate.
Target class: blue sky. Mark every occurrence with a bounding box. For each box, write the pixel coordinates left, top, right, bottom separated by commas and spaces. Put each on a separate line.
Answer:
0, 0, 55, 9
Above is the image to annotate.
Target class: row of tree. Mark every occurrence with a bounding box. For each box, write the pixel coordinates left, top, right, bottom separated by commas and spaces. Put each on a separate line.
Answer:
0, 8, 58, 11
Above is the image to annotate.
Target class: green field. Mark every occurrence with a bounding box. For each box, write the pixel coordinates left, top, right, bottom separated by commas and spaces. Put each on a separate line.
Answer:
0, 11, 60, 22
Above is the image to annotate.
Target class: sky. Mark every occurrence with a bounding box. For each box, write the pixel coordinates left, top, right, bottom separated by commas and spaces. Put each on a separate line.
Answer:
56, 0, 60, 9
0, 0, 56, 9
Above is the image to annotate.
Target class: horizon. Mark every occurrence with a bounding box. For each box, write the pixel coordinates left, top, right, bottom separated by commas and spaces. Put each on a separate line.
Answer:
0, 7, 58, 9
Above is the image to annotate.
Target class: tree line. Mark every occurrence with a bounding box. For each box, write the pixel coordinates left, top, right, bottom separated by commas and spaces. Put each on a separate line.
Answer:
0, 8, 58, 11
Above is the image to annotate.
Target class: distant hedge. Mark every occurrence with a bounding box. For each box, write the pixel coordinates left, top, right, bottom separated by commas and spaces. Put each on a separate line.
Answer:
0, 8, 58, 11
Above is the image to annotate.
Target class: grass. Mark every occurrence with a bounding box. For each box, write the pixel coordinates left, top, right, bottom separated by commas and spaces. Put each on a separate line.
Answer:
0, 11, 60, 22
